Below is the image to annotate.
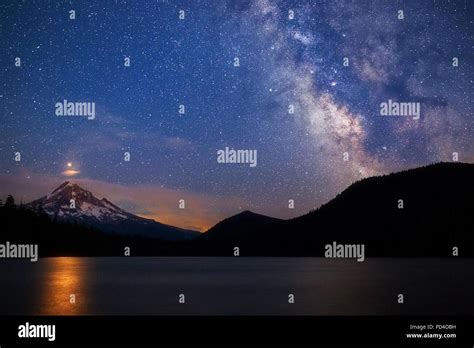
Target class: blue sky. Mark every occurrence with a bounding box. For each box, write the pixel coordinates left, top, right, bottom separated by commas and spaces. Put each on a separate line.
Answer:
1, 0, 472, 229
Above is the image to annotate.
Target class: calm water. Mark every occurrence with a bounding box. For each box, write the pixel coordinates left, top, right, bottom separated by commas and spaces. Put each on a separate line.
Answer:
0, 257, 472, 315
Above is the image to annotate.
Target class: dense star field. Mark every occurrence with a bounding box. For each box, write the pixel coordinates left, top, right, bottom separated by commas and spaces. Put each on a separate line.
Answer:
0, 0, 472, 230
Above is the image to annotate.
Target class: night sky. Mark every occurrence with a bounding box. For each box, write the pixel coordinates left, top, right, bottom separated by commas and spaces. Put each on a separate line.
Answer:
1, 0, 473, 230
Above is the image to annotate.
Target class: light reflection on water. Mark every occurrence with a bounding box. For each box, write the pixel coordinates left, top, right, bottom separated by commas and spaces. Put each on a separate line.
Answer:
0, 257, 471, 315
38, 257, 89, 315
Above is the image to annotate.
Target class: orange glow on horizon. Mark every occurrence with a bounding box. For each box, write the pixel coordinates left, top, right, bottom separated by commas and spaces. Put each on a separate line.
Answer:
137, 212, 213, 232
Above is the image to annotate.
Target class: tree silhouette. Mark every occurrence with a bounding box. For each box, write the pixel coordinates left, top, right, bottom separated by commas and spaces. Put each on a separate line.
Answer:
4, 195, 15, 208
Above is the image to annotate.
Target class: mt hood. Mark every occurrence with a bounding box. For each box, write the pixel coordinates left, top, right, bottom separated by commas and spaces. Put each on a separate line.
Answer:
27, 181, 199, 241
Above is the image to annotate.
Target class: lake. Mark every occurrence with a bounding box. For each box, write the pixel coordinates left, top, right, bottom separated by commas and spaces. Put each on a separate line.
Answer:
0, 257, 472, 315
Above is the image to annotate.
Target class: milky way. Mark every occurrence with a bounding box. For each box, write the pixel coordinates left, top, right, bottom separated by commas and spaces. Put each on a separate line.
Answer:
0, 0, 472, 230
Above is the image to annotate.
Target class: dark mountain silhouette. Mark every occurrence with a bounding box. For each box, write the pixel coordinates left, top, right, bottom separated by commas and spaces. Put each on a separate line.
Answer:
26, 181, 199, 241
0, 205, 189, 256
199, 162, 474, 256
0, 162, 472, 257
202, 210, 283, 242
284, 161, 474, 256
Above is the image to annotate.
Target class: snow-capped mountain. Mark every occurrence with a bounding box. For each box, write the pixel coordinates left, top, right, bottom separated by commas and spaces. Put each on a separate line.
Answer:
27, 181, 199, 240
